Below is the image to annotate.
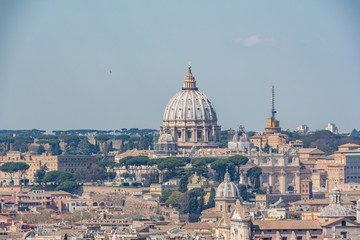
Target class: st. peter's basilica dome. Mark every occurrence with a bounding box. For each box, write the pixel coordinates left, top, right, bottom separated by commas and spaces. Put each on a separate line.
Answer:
159, 65, 221, 152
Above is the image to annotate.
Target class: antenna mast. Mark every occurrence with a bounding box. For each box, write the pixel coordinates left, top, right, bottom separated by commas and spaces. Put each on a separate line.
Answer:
271, 85, 277, 118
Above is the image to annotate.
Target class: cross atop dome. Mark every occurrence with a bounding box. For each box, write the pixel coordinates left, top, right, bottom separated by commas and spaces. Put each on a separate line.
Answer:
183, 64, 198, 90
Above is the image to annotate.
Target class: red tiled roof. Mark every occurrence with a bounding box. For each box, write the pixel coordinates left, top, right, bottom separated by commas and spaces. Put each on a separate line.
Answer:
182, 222, 213, 230
252, 220, 322, 230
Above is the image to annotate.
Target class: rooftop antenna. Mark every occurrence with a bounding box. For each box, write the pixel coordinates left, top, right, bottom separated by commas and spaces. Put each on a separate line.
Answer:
271, 85, 277, 118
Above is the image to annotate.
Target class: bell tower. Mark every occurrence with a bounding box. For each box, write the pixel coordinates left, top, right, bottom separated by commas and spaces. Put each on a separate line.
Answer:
265, 85, 281, 134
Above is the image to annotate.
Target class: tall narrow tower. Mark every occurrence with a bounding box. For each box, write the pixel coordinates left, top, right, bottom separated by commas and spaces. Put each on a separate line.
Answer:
271, 85, 277, 119
265, 85, 281, 134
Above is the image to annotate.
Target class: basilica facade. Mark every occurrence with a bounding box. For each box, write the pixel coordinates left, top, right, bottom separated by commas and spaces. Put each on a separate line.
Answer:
157, 66, 221, 154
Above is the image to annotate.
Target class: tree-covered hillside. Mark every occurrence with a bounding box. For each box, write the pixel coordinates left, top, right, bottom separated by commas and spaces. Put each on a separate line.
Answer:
283, 130, 360, 155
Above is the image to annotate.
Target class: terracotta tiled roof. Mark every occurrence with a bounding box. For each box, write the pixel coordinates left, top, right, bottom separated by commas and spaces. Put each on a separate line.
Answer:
47, 191, 71, 195
321, 217, 360, 227
233, 205, 250, 219
252, 220, 322, 230
338, 143, 360, 148
200, 211, 223, 219
291, 199, 330, 205
201, 207, 216, 213
0, 215, 14, 220
182, 222, 213, 230
298, 148, 325, 155
290, 198, 353, 206
317, 155, 335, 160
116, 149, 152, 159
217, 213, 231, 228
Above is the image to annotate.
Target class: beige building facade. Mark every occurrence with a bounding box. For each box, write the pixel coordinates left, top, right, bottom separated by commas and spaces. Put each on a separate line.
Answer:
0, 151, 96, 185
241, 148, 302, 194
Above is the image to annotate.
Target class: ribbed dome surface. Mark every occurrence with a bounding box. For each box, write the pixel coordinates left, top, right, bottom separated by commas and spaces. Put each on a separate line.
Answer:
216, 171, 240, 198
319, 205, 355, 218
163, 90, 217, 122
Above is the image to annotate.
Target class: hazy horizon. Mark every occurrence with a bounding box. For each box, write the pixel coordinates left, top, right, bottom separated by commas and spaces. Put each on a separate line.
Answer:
1, 1, 359, 133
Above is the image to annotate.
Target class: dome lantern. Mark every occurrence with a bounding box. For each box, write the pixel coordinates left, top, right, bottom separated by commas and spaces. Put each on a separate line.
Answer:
182, 65, 198, 90
224, 168, 231, 182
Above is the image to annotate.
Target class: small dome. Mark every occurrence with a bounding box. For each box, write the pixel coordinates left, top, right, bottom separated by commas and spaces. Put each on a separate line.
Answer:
216, 171, 240, 198
158, 133, 175, 144
319, 205, 355, 218
319, 187, 356, 218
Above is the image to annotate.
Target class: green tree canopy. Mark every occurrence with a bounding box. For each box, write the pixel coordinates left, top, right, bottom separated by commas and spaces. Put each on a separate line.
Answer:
95, 135, 110, 142
0, 162, 30, 189
157, 158, 186, 171
117, 156, 150, 166
166, 191, 183, 208
34, 165, 48, 185
160, 189, 173, 203
206, 187, 216, 208
247, 167, 262, 190
238, 184, 248, 201
43, 171, 63, 185
57, 172, 77, 183
179, 175, 189, 193
227, 155, 248, 166
55, 181, 80, 194
0, 162, 30, 175
115, 134, 130, 141
77, 138, 94, 155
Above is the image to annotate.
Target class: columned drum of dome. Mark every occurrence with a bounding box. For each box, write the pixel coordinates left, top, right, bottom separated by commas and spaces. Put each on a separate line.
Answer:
160, 65, 221, 152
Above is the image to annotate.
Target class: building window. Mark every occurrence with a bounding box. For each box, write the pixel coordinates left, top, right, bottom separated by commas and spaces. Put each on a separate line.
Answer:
263, 175, 268, 183
187, 131, 192, 140
288, 175, 293, 183
220, 204, 223, 211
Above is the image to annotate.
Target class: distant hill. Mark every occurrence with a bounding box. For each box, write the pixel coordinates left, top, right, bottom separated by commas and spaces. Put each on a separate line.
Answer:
52, 128, 158, 137
0, 129, 45, 138
283, 130, 360, 155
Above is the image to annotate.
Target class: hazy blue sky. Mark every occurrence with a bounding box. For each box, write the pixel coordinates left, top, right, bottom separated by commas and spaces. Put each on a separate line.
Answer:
0, 0, 359, 133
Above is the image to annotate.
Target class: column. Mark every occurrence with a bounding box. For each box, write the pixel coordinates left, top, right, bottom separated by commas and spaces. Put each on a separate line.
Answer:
269, 174, 273, 186
295, 172, 300, 194
204, 127, 208, 142
280, 169, 286, 194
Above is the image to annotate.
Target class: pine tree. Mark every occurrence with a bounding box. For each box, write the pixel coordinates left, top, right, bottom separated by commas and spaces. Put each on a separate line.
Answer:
207, 187, 216, 208
179, 176, 188, 192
